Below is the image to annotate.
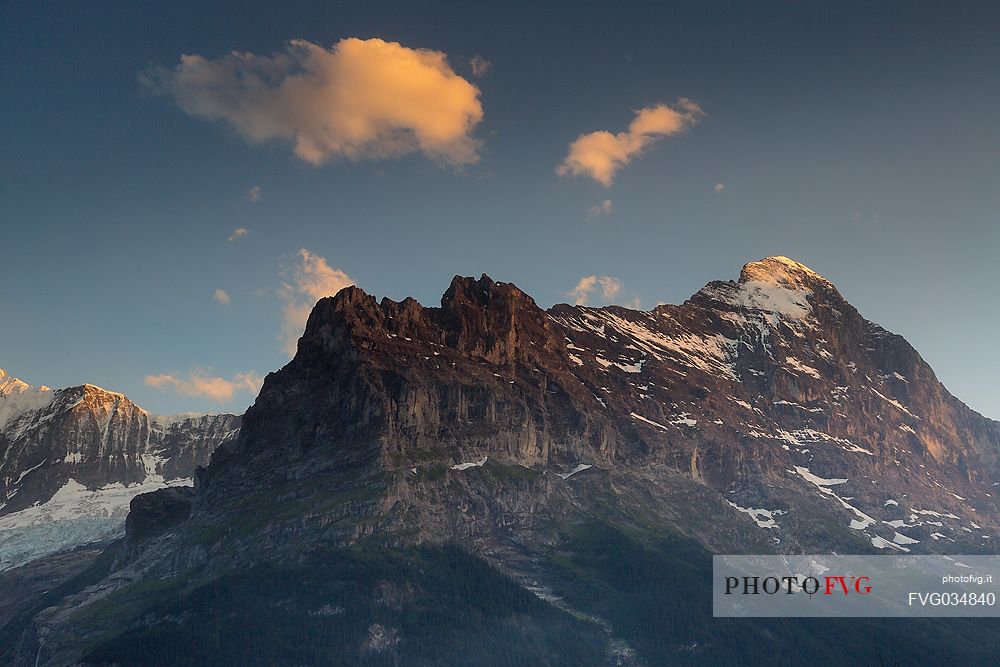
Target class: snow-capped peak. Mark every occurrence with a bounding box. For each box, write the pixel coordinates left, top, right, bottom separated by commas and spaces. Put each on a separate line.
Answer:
739, 256, 832, 290
0, 369, 54, 431
0, 367, 27, 392
81, 382, 128, 397
727, 257, 828, 321
692, 256, 833, 323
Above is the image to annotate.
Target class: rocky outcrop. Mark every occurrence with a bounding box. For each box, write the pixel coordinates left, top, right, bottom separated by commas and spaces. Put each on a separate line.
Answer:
125, 486, 195, 545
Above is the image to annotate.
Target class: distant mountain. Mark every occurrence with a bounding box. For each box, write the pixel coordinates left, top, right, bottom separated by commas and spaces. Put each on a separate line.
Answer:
5, 257, 1000, 665
0, 369, 239, 571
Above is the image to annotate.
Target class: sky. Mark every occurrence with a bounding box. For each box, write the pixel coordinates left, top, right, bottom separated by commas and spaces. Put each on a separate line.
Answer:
2, 1, 999, 418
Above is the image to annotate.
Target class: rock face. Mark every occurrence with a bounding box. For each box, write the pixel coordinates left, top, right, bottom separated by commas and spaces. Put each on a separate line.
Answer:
201, 258, 1000, 554
124, 486, 196, 545
0, 371, 240, 570
6, 257, 1000, 665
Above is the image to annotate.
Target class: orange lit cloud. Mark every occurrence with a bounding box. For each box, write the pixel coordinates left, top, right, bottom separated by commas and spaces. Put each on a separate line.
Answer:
470, 55, 491, 77
566, 275, 624, 306
587, 199, 613, 219
213, 288, 230, 305
145, 369, 263, 403
557, 99, 704, 186
279, 248, 355, 355
143, 38, 484, 166
227, 227, 249, 242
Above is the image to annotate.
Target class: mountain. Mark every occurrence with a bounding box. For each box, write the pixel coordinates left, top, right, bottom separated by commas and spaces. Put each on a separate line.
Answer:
0, 369, 240, 571
5, 257, 1000, 665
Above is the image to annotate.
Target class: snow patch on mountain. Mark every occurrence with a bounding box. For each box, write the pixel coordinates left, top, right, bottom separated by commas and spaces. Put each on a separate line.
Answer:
451, 457, 488, 471
726, 500, 784, 529
699, 256, 831, 325
793, 466, 847, 487
793, 466, 878, 531
557, 464, 592, 480
871, 535, 909, 552
775, 428, 874, 456
553, 311, 738, 380
630, 412, 669, 430
0, 475, 192, 571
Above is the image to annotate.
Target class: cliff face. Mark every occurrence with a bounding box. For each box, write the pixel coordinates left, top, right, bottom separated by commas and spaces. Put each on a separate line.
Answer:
0, 374, 240, 571
195, 258, 1000, 555
7, 258, 1000, 665
221, 276, 588, 470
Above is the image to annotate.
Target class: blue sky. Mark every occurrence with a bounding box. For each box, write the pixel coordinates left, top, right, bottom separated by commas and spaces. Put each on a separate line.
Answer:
2, 1, 999, 418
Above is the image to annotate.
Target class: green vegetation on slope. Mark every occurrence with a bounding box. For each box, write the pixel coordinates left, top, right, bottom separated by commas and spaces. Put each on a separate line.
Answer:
81, 544, 608, 666
545, 520, 1000, 666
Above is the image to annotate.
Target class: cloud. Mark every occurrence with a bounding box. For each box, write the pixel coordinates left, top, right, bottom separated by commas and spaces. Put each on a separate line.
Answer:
142, 38, 484, 166
714, 182, 725, 193
557, 99, 704, 186
228, 227, 249, 242
213, 288, 230, 305
280, 248, 355, 354
587, 199, 613, 219
247, 185, 262, 202
566, 275, 624, 306
145, 369, 263, 403
470, 55, 491, 77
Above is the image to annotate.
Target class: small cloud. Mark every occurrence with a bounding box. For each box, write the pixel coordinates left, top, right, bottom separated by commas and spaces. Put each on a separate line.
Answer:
228, 227, 249, 242
470, 55, 491, 77
566, 275, 624, 306
714, 182, 725, 193
247, 185, 262, 202
145, 369, 263, 404
851, 211, 881, 226
587, 199, 613, 219
213, 288, 230, 305
142, 37, 484, 167
557, 99, 704, 186
279, 248, 355, 355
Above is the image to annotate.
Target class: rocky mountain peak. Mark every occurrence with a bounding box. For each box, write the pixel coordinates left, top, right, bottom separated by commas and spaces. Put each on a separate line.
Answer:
439, 274, 556, 365
687, 256, 847, 326
0, 370, 53, 432
291, 275, 559, 369
738, 255, 831, 288
0, 368, 31, 394
441, 273, 533, 309
304, 285, 381, 333
0, 370, 242, 571
78, 382, 129, 399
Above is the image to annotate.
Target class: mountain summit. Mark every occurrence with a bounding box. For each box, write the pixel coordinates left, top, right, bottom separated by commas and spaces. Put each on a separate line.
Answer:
739, 255, 833, 286
5, 258, 1000, 665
